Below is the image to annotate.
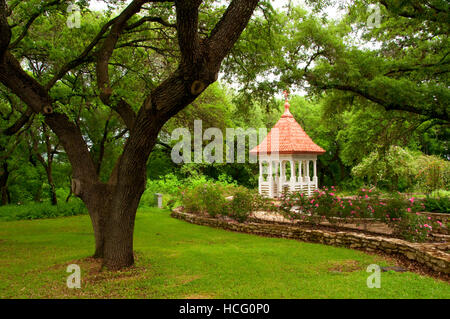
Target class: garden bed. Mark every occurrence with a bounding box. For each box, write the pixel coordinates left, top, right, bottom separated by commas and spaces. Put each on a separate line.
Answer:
172, 207, 450, 275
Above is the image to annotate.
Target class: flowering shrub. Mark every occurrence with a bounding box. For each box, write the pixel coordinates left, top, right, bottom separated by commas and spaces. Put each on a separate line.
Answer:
141, 173, 237, 208
181, 182, 230, 216
227, 187, 271, 223
273, 187, 441, 242
181, 183, 267, 222
397, 213, 432, 242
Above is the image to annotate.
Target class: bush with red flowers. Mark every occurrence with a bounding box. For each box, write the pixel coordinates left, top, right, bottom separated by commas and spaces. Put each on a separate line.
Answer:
273, 187, 442, 242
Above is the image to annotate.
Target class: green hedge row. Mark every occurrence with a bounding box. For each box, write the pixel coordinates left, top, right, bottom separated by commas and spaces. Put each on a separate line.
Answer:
0, 200, 87, 221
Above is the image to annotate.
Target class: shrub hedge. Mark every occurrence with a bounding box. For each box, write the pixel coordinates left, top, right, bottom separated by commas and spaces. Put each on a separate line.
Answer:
0, 199, 87, 221
181, 182, 267, 223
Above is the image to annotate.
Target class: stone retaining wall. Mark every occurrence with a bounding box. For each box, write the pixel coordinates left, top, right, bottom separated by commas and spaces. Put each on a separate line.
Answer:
171, 208, 450, 274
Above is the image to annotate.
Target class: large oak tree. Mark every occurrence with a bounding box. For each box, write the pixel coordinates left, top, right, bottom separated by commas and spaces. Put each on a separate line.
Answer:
0, 0, 260, 269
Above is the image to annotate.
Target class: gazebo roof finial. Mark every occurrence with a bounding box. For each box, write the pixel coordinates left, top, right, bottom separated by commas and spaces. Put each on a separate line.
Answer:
283, 89, 290, 111
283, 89, 289, 101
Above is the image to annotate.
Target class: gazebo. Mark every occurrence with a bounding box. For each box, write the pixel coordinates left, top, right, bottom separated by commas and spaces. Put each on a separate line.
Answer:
250, 92, 326, 198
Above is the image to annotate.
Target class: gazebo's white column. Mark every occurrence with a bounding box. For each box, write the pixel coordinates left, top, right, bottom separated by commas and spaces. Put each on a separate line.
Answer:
297, 160, 302, 183
273, 160, 279, 197
313, 159, 318, 189
289, 159, 297, 192
268, 160, 273, 197
289, 160, 296, 191
306, 159, 311, 196
258, 160, 263, 195
298, 160, 304, 193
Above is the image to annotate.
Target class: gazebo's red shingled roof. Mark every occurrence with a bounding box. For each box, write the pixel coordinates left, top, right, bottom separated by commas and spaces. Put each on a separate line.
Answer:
250, 101, 326, 155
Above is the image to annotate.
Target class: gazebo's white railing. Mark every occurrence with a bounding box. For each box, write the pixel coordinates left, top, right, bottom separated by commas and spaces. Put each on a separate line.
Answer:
259, 177, 318, 198
258, 156, 319, 198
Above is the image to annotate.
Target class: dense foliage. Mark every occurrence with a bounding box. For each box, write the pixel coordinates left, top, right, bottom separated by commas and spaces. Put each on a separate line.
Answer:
0, 199, 87, 221
180, 181, 267, 223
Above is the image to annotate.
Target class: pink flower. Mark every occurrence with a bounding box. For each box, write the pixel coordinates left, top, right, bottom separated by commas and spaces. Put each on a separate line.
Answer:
315, 204, 319, 207
409, 197, 415, 204
330, 192, 335, 196
407, 208, 411, 212
365, 195, 369, 199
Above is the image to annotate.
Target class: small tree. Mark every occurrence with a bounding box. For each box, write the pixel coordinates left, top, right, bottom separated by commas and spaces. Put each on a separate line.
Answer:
415, 155, 450, 194
352, 146, 417, 191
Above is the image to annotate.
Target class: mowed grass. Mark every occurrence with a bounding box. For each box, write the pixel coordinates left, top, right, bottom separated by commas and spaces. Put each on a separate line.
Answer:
0, 208, 448, 299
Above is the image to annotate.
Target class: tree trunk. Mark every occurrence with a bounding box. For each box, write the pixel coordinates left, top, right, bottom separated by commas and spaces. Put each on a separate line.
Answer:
81, 182, 113, 259
84, 186, 144, 268
89, 205, 107, 259
0, 162, 9, 206
102, 161, 147, 269
0, 185, 8, 205
46, 165, 57, 205
102, 204, 137, 269
65, 187, 72, 203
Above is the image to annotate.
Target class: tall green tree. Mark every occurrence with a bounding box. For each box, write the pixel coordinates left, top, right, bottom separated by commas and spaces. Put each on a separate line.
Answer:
0, 0, 260, 269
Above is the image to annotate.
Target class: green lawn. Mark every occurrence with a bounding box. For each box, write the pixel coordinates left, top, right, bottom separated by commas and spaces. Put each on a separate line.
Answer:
0, 208, 448, 298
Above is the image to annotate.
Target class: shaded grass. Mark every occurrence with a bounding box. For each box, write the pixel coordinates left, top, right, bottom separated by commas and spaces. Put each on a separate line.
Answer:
0, 208, 448, 298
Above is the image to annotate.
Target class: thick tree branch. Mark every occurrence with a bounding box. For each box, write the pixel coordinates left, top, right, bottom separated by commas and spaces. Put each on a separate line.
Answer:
175, 0, 202, 65
312, 80, 449, 122
96, 0, 149, 103
125, 16, 176, 30
114, 100, 137, 130
207, 0, 260, 68
46, 16, 120, 90
3, 108, 33, 136
0, 52, 51, 111
0, 53, 98, 182
0, 0, 11, 60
